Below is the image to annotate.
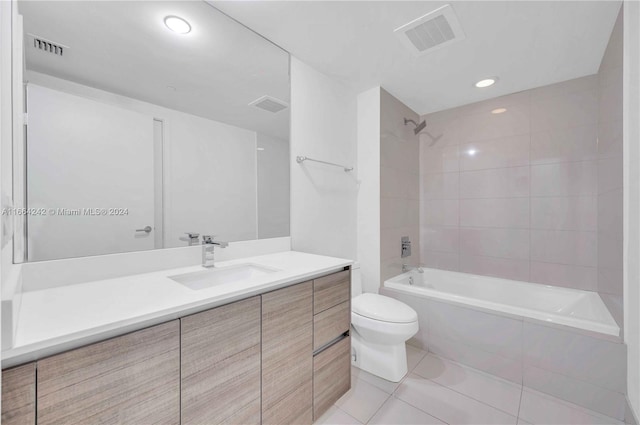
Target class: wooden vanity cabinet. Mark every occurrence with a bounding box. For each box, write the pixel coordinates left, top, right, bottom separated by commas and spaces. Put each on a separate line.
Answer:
1, 362, 36, 425
262, 281, 314, 425
2, 269, 353, 425
312, 268, 352, 421
313, 336, 351, 419
36, 321, 180, 425
181, 296, 261, 425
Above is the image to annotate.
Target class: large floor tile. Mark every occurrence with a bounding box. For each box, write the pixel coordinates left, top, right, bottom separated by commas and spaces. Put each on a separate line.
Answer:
407, 344, 428, 372
369, 397, 445, 425
314, 406, 362, 425
523, 364, 626, 420
335, 377, 390, 423
519, 389, 624, 425
413, 354, 522, 416
396, 374, 518, 424
351, 367, 401, 395
350, 344, 427, 395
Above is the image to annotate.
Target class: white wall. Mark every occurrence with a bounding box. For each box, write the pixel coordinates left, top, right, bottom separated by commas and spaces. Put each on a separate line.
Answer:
624, 0, 640, 420
357, 87, 381, 294
257, 133, 290, 239
166, 111, 257, 244
24, 71, 260, 255
289, 57, 358, 261
0, 0, 13, 284
0, 0, 11, 353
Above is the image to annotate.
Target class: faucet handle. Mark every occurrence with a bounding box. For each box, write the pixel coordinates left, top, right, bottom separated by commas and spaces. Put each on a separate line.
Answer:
202, 235, 215, 244
184, 232, 199, 239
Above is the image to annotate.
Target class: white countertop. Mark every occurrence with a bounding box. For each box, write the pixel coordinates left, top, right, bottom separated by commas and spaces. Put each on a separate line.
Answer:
2, 251, 352, 368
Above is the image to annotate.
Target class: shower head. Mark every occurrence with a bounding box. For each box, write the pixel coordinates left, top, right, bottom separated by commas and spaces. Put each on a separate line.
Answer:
404, 118, 427, 135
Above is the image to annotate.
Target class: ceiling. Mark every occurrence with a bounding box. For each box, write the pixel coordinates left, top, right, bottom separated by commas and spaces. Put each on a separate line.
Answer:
19, 1, 290, 139
213, 1, 622, 115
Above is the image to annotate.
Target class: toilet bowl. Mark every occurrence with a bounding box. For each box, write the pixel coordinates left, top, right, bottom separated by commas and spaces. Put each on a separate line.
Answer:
350, 265, 419, 382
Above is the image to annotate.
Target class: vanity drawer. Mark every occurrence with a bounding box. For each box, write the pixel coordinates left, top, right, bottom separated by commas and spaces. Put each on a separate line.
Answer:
313, 301, 350, 351
313, 336, 351, 420
313, 270, 350, 314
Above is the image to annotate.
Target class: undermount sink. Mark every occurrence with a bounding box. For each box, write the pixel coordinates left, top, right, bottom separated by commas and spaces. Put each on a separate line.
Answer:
169, 263, 280, 290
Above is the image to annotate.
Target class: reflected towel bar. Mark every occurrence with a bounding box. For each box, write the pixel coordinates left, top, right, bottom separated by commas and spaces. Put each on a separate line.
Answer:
296, 156, 353, 172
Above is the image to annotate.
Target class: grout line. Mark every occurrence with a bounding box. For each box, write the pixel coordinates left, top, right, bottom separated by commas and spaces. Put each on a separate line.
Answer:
420, 158, 601, 178
332, 404, 365, 425
528, 127, 532, 283
425, 195, 599, 200
521, 386, 625, 424
518, 318, 525, 421
363, 393, 392, 424
516, 384, 524, 422
425, 224, 599, 233
411, 354, 522, 418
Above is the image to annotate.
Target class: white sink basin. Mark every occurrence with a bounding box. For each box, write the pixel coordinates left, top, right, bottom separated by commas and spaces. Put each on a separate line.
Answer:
170, 263, 280, 290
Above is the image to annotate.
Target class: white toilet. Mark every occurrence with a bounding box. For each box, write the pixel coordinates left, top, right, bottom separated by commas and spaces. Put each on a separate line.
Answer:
350, 264, 419, 382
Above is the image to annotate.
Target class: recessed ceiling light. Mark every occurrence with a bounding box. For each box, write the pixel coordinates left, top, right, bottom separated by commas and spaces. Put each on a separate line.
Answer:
491, 108, 507, 114
164, 16, 191, 35
467, 149, 477, 156
475, 77, 498, 88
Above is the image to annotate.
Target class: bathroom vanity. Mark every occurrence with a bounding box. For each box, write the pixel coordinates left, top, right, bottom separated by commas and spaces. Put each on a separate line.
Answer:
1, 252, 352, 425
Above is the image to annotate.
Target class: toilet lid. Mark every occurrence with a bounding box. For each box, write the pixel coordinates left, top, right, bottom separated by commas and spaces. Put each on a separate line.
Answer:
352, 293, 418, 323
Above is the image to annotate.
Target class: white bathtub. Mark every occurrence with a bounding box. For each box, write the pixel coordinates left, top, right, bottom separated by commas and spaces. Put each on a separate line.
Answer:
384, 268, 619, 337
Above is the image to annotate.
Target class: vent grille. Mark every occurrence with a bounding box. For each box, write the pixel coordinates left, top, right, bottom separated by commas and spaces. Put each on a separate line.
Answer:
249, 95, 288, 113
394, 5, 465, 56
28, 34, 68, 57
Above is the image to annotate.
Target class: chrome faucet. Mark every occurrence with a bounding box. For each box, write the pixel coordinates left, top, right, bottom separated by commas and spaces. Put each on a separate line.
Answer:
202, 235, 228, 268
402, 264, 424, 273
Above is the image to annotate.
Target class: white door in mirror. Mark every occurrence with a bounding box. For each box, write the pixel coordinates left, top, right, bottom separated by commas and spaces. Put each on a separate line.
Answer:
26, 84, 155, 261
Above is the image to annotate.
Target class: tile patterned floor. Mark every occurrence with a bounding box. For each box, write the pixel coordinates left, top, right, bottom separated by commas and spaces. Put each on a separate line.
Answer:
314, 345, 625, 425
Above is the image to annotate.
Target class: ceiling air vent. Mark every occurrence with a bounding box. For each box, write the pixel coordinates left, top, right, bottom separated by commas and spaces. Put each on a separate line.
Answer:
394, 4, 465, 56
249, 95, 288, 113
28, 34, 68, 57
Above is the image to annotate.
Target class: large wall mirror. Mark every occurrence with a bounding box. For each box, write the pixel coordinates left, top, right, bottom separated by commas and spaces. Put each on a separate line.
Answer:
13, 1, 290, 262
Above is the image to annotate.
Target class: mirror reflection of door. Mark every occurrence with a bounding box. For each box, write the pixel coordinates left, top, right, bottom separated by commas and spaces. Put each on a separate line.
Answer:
16, 0, 291, 262
26, 84, 156, 261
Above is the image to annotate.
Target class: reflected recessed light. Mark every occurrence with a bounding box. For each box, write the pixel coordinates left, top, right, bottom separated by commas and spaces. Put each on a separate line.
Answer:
167, 85, 177, 91
491, 108, 507, 114
467, 149, 477, 156
164, 16, 191, 34
475, 77, 498, 88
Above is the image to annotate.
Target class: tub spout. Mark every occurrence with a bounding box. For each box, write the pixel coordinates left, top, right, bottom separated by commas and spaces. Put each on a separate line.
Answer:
402, 264, 424, 273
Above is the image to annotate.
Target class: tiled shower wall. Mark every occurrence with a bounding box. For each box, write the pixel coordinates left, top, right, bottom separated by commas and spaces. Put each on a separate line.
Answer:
419, 67, 621, 292
597, 9, 624, 299
380, 89, 420, 281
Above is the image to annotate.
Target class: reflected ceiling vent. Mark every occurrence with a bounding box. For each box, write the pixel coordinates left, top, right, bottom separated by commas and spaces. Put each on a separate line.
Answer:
28, 34, 68, 57
249, 95, 288, 113
394, 4, 465, 56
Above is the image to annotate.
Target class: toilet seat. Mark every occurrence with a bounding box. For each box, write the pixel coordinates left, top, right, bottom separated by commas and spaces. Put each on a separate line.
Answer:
352, 293, 418, 323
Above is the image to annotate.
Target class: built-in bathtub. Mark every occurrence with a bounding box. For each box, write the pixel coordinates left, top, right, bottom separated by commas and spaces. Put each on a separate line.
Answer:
380, 268, 627, 421
384, 268, 619, 336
